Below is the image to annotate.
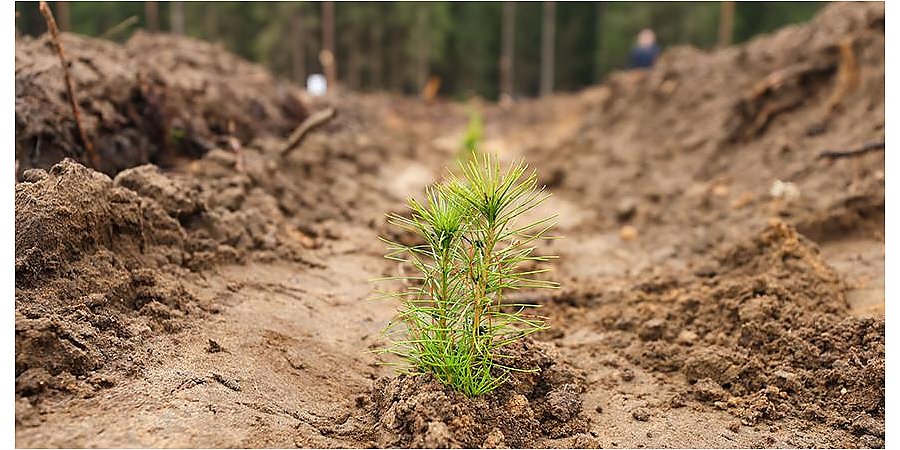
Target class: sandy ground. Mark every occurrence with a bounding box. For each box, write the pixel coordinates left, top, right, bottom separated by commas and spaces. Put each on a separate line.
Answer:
15, 2, 884, 448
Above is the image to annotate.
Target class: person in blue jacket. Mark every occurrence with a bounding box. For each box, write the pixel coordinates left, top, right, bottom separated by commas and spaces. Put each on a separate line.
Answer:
629, 28, 660, 69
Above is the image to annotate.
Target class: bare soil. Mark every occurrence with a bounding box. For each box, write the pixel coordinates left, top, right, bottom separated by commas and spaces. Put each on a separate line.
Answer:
15, 2, 884, 448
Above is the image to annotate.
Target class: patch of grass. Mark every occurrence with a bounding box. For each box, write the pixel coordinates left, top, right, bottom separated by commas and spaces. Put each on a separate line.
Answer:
377, 153, 558, 396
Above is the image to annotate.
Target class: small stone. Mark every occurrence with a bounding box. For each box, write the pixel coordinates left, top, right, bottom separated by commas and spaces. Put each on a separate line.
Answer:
619, 225, 638, 242
620, 368, 635, 382
631, 407, 651, 421
727, 421, 741, 433
676, 330, 698, 345
638, 318, 666, 341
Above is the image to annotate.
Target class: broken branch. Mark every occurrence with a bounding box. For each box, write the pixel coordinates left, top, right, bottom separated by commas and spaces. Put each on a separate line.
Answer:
818, 141, 884, 160
39, 0, 99, 169
280, 108, 337, 157
99, 15, 139, 40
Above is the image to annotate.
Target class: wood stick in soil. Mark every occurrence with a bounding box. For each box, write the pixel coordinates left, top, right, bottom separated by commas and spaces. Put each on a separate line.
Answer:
818, 141, 885, 160
38, 0, 99, 169
280, 108, 337, 157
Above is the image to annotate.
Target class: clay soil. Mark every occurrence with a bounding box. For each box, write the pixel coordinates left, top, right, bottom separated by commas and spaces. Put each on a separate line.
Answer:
15, 3, 884, 448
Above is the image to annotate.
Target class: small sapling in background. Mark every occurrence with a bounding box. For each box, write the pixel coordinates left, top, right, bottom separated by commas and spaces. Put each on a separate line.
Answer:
455, 109, 485, 174
377, 153, 558, 396
460, 109, 484, 156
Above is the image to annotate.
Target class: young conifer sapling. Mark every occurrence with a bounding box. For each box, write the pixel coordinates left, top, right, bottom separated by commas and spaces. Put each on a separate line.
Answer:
377, 153, 558, 396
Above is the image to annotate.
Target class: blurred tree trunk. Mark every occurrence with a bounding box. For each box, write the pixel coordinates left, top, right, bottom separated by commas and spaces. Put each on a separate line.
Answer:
540, 1, 556, 97
145, 1, 159, 32
291, 13, 306, 84
170, 1, 185, 35
415, 6, 430, 93
718, 1, 735, 47
202, 4, 217, 38
388, 28, 403, 92
347, 28, 362, 89
499, 1, 515, 100
321, 1, 337, 88
370, 22, 384, 90
673, 3, 686, 42
55, 1, 70, 31
593, 1, 605, 82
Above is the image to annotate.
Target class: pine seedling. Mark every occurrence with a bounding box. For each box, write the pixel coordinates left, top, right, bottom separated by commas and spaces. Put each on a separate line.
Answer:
460, 109, 484, 156
455, 109, 485, 176
377, 153, 558, 396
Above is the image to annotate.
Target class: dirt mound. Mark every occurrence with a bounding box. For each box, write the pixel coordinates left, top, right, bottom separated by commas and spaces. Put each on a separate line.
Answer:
548, 221, 883, 446
15, 31, 308, 176
518, 7, 886, 440
16, 160, 198, 397
521, 1, 884, 257
368, 340, 594, 448
14, 156, 320, 400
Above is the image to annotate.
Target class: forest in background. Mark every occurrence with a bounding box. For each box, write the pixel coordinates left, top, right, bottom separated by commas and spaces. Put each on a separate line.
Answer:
15, 1, 824, 99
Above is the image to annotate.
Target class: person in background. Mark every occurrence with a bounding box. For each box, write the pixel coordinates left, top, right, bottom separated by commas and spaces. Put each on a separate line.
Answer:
629, 28, 660, 69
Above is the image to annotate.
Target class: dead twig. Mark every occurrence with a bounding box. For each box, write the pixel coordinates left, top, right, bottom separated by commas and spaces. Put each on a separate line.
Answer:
818, 141, 884, 160
99, 15, 139, 40
280, 108, 337, 157
39, 0, 99, 168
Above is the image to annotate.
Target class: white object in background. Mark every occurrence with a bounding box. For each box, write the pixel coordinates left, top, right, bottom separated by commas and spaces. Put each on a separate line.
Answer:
769, 179, 801, 201
307, 74, 327, 97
